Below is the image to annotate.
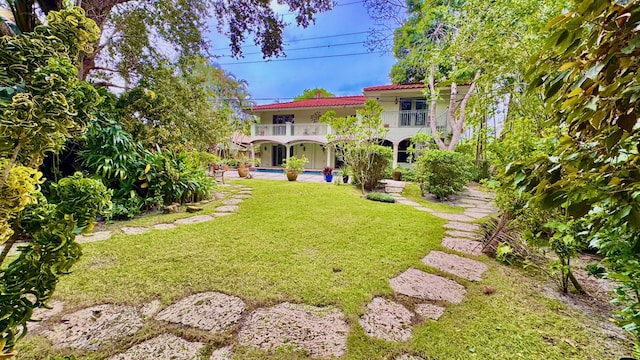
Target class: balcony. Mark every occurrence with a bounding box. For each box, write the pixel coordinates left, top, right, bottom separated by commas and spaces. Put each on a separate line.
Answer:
251, 123, 330, 138
380, 110, 449, 134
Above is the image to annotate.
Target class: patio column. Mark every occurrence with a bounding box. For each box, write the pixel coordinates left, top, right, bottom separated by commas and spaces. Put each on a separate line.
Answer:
250, 144, 255, 166
392, 142, 399, 169
250, 123, 256, 137
285, 144, 291, 162
285, 122, 292, 136
325, 146, 331, 168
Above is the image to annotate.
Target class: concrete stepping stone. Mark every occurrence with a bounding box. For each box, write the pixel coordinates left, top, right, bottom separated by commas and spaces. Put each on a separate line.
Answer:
396, 199, 421, 207
444, 221, 480, 233
109, 334, 204, 360
75, 230, 112, 243
238, 302, 348, 358
153, 223, 177, 230
359, 297, 414, 342
174, 215, 215, 226
390, 268, 466, 304
442, 237, 483, 256
415, 303, 446, 320
43, 304, 145, 350
215, 205, 239, 213
213, 212, 234, 217
464, 210, 493, 219
156, 292, 245, 332
389, 193, 404, 198
29, 301, 64, 331
222, 198, 243, 205
422, 251, 488, 281
431, 212, 474, 222
210, 346, 233, 360
233, 194, 252, 199
121, 227, 150, 235
444, 230, 477, 239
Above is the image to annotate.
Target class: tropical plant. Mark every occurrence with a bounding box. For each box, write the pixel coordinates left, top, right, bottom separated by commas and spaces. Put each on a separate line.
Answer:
415, 149, 473, 199
321, 99, 391, 192
282, 155, 308, 174
513, 0, 640, 349
322, 167, 333, 176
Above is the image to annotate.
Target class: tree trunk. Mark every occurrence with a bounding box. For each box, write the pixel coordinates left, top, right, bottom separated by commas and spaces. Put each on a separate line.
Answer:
427, 65, 446, 150
446, 70, 481, 151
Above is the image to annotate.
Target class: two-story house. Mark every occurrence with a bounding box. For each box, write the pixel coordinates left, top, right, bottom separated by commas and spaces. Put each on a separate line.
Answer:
246, 83, 469, 170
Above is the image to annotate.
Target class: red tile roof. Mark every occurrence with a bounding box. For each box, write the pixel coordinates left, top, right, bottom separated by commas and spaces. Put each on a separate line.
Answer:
363, 83, 425, 91
250, 96, 366, 111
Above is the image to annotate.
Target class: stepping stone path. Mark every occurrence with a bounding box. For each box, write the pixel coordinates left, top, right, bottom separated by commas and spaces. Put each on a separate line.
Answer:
156, 292, 246, 332
238, 302, 349, 358
366, 183, 497, 342
28, 182, 499, 358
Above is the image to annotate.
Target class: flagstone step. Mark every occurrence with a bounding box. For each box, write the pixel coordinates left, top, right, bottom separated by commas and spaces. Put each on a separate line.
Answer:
444, 230, 478, 239
109, 334, 205, 360
390, 268, 466, 304
155, 292, 246, 332
238, 302, 349, 358
441, 237, 483, 256
422, 251, 488, 281
359, 297, 414, 342
444, 221, 480, 233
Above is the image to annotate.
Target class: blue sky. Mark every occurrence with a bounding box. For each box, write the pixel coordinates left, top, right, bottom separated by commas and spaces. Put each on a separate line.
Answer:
206, 1, 399, 105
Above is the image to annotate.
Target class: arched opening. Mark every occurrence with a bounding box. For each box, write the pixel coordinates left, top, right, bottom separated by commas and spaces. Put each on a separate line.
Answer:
398, 139, 412, 164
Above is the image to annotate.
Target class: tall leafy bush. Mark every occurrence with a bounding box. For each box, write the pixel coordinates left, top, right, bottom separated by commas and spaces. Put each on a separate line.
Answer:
416, 150, 473, 199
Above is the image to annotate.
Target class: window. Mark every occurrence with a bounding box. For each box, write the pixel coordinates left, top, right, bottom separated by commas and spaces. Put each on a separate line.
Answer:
415, 100, 427, 126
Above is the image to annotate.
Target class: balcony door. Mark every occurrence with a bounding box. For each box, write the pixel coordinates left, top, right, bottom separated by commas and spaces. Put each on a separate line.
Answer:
273, 114, 294, 136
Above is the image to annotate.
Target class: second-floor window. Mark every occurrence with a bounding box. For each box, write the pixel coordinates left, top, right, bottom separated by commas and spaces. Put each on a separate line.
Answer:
273, 114, 294, 124
399, 99, 428, 127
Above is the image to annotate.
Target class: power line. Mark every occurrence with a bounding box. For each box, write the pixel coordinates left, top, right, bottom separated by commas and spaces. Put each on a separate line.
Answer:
216, 41, 367, 57
217, 50, 386, 65
280, 1, 364, 16
210, 31, 371, 51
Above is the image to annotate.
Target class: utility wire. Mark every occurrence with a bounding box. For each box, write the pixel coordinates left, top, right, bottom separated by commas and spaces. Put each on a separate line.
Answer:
216, 41, 367, 57
217, 50, 386, 65
210, 31, 371, 51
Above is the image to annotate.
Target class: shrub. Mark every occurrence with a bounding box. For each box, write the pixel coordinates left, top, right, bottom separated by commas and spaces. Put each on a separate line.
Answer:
415, 150, 473, 200
365, 192, 396, 203
282, 155, 308, 173
139, 148, 214, 205
349, 144, 392, 191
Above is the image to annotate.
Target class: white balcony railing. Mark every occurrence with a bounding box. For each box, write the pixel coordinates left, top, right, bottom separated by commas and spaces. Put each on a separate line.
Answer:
252, 123, 330, 137
380, 110, 449, 133
254, 124, 287, 136
292, 124, 328, 136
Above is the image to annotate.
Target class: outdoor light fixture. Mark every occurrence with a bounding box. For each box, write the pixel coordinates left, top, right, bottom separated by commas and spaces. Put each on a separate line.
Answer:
395, 97, 398, 104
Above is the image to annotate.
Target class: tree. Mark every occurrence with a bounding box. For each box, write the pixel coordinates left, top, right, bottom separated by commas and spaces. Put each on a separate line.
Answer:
388, 0, 567, 151
294, 88, 335, 100
0, 8, 111, 356
1, 0, 334, 83
321, 99, 392, 192
512, 0, 640, 350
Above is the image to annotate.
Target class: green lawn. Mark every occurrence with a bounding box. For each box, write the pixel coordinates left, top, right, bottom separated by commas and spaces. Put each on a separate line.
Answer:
16, 180, 630, 359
